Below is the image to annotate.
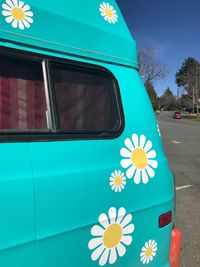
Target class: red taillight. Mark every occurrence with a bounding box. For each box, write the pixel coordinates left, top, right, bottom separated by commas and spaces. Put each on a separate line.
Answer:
159, 211, 172, 228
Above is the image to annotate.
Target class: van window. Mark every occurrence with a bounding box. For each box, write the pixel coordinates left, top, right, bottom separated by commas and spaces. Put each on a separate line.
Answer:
0, 56, 47, 130
51, 64, 121, 132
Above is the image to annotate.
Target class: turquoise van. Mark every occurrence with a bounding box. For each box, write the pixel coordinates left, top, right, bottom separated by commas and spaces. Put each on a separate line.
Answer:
0, 0, 180, 266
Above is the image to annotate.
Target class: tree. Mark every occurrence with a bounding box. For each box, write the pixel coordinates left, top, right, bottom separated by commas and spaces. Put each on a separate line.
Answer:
138, 45, 167, 84
160, 88, 177, 111
176, 57, 200, 117
145, 81, 159, 111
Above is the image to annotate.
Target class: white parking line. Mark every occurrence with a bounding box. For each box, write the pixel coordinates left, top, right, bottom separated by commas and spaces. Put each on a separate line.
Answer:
176, 185, 193, 191
172, 140, 183, 144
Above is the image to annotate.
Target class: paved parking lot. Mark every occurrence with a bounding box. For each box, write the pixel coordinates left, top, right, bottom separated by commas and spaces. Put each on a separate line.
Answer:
158, 111, 200, 267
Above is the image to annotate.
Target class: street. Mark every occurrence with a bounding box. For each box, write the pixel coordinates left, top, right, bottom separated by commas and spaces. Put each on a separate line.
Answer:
158, 111, 200, 267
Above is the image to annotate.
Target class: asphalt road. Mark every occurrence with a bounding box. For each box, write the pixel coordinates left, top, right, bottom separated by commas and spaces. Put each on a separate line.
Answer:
158, 111, 200, 267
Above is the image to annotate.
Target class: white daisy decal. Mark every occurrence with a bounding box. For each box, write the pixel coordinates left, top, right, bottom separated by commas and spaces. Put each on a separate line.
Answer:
88, 207, 134, 266
99, 2, 118, 24
2, 0, 34, 30
109, 170, 126, 192
120, 134, 158, 184
140, 240, 158, 264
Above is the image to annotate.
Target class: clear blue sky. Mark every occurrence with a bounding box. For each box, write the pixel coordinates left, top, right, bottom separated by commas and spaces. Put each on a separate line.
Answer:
116, 0, 200, 96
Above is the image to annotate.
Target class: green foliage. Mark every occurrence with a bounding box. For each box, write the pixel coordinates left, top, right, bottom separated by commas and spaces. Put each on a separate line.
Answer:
176, 57, 200, 95
145, 81, 159, 111
176, 57, 200, 116
160, 87, 177, 111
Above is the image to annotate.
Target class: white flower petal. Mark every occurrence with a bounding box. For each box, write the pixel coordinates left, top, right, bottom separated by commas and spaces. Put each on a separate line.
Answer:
18, 1, 24, 8
120, 147, 131, 158
108, 17, 112, 23
99, 248, 109, 266
102, 2, 107, 8
5, 0, 14, 8
23, 19, 31, 28
24, 10, 33, 17
109, 247, 117, 264
111, 172, 115, 178
145, 165, 155, 178
139, 134, 146, 148
134, 169, 141, 184
122, 223, 134, 234
152, 251, 156, 256
91, 225, 105, 236
117, 242, 126, 257
111, 184, 116, 191
91, 244, 105, 261
12, 19, 18, 28
144, 140, 152, 152
88, 237, 103, 250
141, 169, 149, 184
116, 207, 126, 223
114, 170, 118, 176
24, 16, 33, 23
108, 207, 117, 224
124, 138, 134, 152
5, 15, 13, 23
121, 158, 132, 169
106, 3, 110, 9
19, 21, 24, 30
22, 4, 30, 11
147, 149, 156, 159
98, 213, 109, 229
126, 165, 136, 179
121, 235, 132, 246
104, 15, 108, 21
111, 18, 116, 24
101, 12, 105, 17
148, 160, 158, 169
2, 10, 11, 16
100, 4, 105, 9
121, 214, 132, 228
12, 0, 18, 6
2, 3, 12, 10
24, 17, 33, 23
132, 134, 139, 148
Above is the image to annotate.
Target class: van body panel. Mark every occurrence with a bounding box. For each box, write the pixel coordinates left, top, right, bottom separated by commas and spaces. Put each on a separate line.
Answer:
0, 0, 137, 68
27, 61, 174, 266
0, 0, 175, 265
0, 143, 35, 267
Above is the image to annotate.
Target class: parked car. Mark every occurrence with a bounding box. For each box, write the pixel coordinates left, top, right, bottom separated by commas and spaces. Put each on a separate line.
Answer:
173, 111, 182, 119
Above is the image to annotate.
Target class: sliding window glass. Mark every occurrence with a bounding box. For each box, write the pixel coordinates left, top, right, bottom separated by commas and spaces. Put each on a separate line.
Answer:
50, 64, 122, 134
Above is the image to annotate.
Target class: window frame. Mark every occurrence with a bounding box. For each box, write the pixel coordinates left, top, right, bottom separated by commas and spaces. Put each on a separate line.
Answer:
0, 48, 125, 142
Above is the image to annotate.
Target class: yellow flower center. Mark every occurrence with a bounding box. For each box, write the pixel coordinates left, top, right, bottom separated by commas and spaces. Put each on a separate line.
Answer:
12, 7, 25, 21
103, 224, 122, 248
105, 8, 113, 18
114, 176, 122, 186
131, 148, 148, 169
145, 247, 153, 257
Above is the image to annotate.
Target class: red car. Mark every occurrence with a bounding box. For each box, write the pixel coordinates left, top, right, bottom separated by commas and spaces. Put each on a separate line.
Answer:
173, 111, 182, 119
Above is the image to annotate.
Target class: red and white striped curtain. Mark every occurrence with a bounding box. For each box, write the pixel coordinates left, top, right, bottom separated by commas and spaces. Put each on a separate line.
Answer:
0, 77, 47, 130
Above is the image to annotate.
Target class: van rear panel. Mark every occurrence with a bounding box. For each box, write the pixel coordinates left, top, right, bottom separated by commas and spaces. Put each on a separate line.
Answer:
27, 63, 174, 267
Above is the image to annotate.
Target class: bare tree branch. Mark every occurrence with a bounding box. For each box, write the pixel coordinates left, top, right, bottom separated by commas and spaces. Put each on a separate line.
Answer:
138, 45, 167, 84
